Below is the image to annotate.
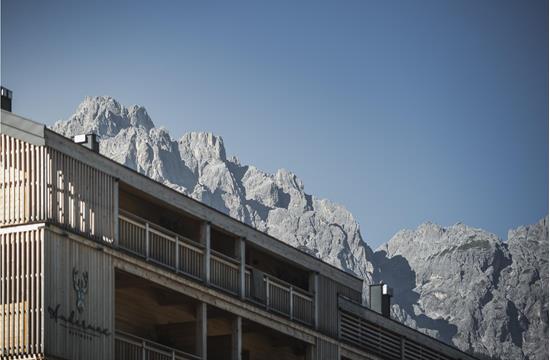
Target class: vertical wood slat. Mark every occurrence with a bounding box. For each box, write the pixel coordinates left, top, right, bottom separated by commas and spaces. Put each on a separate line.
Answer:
0, 227, 44, 357
0, 134, 116, 243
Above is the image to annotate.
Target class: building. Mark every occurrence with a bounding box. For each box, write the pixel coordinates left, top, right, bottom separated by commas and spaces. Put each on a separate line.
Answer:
0, 102, 478, 359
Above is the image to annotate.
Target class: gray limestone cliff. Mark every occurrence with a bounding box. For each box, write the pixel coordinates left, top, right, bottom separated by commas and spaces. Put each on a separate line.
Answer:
52, 96, 548, 360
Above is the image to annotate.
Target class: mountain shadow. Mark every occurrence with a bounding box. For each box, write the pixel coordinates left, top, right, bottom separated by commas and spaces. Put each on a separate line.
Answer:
372, 250, 458, 344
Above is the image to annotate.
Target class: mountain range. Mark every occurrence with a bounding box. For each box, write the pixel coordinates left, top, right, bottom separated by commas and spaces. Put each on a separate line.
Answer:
52, 96, 548, 360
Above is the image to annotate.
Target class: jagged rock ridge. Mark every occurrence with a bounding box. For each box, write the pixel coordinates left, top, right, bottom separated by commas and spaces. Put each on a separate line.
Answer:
52, 96, 548, 360
375, 218, 548, 359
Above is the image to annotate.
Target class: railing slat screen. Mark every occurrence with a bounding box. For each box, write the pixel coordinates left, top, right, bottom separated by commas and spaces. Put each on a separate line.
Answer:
0, 134, 116, 243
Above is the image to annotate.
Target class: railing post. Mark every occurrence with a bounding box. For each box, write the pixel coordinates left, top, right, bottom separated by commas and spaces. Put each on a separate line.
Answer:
142, 339, 146, 360
172, 349, 176, 360
289, 286, 294, 320
145, 222, 150, 260
265, 276, 270, 310
175, 235, 180, 271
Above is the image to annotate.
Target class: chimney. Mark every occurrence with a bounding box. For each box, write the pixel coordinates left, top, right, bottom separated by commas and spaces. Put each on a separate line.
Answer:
74, 134, 100, 153
369, 283, 393, 318
1, 87, 13, 112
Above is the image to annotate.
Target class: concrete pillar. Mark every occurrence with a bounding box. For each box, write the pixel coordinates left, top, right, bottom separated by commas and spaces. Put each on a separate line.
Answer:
113, 178, 119, 246
306, 342, 315, 360
231, 316, 242, 360
236, 237, 246, 299
201, 222, 211, 283
309, 272, 319, 329
196, 302, 207, 359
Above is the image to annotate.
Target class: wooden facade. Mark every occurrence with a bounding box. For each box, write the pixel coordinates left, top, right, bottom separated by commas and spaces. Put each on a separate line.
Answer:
1, 110, 479, 360
0, 133, 116, 243
43, 226, 114, 360
0, 225, 44, 358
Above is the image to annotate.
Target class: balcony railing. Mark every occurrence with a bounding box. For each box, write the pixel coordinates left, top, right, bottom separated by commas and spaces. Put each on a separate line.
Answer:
118, 211, 314, 326
245, 268, 314, 325
210, 249, 240, 294
115, 331, 200, 360
119, 210, 204, 280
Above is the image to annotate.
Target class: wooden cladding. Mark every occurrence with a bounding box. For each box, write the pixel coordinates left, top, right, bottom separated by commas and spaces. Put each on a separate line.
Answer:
1, 134, 47, 225
0, 134, 115, 243
0, 226, 44, 357
317, 275, 361, 338
43, 228, 114, 360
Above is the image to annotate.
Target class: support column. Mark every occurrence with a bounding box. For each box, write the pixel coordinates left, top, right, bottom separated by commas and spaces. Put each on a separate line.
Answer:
231, 316, 242, 360
306, 342, 315, 360
201, 222, 211, 284
309, 272, 319, 329
196, 302, 207, 360
113, 178, 119, 246
236, 237, 246, 299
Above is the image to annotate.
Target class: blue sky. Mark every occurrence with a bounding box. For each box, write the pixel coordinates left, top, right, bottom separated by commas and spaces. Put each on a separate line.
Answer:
2, 0, 548, 247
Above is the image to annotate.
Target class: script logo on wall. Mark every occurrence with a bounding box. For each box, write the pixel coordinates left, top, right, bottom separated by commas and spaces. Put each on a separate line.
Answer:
73, 267, 89, 313
47, 266, 110, 340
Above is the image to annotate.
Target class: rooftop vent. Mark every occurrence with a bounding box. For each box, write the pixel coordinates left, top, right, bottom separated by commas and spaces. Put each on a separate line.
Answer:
369, 283, 393, 318
74, 134, 99, 153
1, 86, 12, 112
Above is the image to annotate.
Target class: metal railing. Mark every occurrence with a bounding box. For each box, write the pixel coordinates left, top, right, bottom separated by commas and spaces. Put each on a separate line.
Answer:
115, 331, 200, 360
245, 268, 314, 325
210, 250, 240, 295
118, 210, 315, 326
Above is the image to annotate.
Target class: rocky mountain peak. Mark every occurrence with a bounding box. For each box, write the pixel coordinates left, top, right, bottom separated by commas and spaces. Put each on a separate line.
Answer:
53, 96, 155, 138
178, 132, 227, 176
128, 104, 155, 130
50, 96, 548, 360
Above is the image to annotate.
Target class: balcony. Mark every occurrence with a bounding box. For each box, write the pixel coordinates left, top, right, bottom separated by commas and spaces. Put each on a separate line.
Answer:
118, 210, 314, 326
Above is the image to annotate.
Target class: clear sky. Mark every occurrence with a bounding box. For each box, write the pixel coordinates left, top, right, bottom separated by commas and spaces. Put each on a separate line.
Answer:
2, 0, 548, 247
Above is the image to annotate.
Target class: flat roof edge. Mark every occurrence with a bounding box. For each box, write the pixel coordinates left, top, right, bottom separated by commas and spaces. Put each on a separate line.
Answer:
0, 110, 46, 146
